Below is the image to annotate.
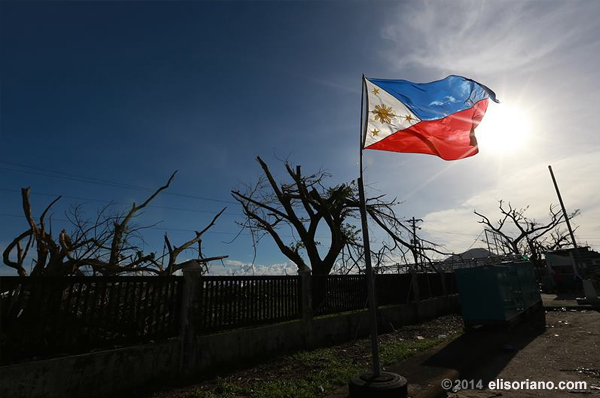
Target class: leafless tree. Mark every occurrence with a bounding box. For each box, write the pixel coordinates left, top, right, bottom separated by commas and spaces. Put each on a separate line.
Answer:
474, 200, 580, 268
231, 157, 446, 276
3, 172, 227, 276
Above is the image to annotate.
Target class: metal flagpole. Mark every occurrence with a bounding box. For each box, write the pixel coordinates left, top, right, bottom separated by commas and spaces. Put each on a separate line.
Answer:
348, 75, 408, 397
358, 75, 381, 376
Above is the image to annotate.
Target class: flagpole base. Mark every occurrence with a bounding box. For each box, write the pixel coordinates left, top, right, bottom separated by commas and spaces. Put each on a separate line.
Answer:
349, 372, 407, 398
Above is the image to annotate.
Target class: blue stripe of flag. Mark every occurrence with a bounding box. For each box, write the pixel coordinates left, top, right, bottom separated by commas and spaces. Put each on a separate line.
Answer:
367, 75, 499, 121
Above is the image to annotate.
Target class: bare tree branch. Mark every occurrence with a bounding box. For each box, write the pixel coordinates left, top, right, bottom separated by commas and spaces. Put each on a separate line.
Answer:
108, 171, 177, 268
232, 157, 432, 276
164, 207, 228, 275
3, 171, 228, 277
475, 200, 580, 268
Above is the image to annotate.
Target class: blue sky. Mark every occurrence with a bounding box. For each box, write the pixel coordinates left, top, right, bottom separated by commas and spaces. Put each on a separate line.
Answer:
2, 0, 600, 275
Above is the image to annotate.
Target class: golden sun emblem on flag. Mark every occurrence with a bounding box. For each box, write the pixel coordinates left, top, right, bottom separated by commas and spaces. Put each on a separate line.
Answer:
371, 104, 395, 124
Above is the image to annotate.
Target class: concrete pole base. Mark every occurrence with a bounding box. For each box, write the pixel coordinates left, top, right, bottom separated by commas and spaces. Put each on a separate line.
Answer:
348, 372, 407, 398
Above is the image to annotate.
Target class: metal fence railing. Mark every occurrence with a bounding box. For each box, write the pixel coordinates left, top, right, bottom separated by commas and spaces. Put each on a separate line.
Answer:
312, 275, 367, 316
312, 272, 453, 316
375, 273, 414, 306
197, 276, 301, 332
1, 271, 456, 364
0, 276, 183, 365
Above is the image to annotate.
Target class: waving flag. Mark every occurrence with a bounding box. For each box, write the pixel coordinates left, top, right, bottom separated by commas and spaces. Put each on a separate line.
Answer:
363, 75, 499, 160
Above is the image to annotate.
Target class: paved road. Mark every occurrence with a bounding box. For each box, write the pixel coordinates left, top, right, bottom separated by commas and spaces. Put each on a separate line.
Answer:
326, 296, 600, 398
450, 309, 600, 397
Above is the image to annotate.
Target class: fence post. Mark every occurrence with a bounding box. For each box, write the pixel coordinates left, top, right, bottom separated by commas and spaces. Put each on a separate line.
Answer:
299, 269, 314, 349
179, 264, 203, 379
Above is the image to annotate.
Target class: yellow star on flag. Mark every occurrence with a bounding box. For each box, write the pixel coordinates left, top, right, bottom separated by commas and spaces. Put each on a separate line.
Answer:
372, 129, 380, 137
372, 87, 380, 95
403, 114, 414, 123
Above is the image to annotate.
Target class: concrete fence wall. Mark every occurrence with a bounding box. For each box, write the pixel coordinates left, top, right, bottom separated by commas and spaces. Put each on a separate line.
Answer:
0, 293, 459, 398
1, 267, 459, 398
0, 339, 181, 398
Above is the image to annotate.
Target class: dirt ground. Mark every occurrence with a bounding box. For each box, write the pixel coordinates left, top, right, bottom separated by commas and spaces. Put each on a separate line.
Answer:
148, 315, 464, 398
449, 309, 600, 397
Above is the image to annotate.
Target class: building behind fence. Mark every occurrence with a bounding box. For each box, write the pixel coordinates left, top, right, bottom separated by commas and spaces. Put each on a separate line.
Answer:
0, 271, 457, 365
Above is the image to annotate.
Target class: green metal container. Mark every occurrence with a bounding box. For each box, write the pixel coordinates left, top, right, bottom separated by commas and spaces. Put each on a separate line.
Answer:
455, 261, 541, 325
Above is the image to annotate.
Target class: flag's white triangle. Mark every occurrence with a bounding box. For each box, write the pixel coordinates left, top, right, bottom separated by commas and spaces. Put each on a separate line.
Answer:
364, 79, 420, 148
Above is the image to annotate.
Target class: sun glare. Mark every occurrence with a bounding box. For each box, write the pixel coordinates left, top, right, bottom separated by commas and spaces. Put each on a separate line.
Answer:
477, 103, 532, 154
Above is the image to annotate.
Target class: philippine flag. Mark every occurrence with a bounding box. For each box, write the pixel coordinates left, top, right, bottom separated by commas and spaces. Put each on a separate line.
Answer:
363, 75, 499, 161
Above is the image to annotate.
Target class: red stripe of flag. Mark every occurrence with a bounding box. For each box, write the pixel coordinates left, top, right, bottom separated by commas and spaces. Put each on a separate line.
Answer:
365, 99, 489, 161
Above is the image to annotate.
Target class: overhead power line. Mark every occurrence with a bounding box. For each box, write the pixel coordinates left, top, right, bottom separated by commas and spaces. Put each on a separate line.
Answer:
0, 188, 244, 217
0, 213, 334, 240
0, 212, 242, 235
0, 161, 238, 204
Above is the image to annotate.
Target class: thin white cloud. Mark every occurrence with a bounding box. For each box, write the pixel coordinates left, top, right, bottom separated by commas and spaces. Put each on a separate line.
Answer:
208, 260, 298, 276
422, 152, 600, 252
381, 0, 600, 75
223, 259, 245, 267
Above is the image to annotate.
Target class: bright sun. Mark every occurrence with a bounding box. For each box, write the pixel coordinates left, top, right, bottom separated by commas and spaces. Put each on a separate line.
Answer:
477, 104, 532, 153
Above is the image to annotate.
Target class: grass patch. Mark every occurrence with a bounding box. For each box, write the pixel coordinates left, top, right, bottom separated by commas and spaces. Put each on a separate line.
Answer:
152, 315, 463, 398
379, 337, 445, 366
186, 338, 450, 398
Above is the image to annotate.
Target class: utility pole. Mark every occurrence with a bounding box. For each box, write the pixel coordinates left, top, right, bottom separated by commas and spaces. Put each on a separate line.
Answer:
548, 165, 583, 275
408, 217, 423, 269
